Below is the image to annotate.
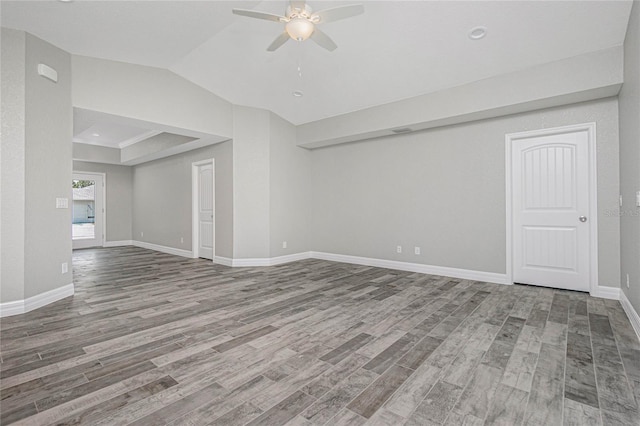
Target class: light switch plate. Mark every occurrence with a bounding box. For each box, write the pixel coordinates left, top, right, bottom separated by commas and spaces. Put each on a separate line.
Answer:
55, 198, 68, 209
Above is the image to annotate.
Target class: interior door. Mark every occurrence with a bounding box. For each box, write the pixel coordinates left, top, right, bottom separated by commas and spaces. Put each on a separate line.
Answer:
198, 164, 214, 260
72, 173, 104, 249
512, 129, 591, 292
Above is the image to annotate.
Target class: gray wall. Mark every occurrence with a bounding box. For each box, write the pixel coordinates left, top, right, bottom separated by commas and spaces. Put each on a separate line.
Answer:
132, 141, 233, 258
120, 133, 196, 164
72, 55, 232, 139
23, 33, 73, 299
619, 1, 640, 314
269, 113, 311, 257
311, 99, 621, 288
73, 142, 120, 165
232, 106, 271, 259
73, 161, 133, 242
297, 47, 623, 149
1, 28, 26, 303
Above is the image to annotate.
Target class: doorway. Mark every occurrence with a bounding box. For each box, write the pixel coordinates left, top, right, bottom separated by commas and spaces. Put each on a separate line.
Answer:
192, 159, 215, 260
506, 123, 598, 293
72, 172, 105, 249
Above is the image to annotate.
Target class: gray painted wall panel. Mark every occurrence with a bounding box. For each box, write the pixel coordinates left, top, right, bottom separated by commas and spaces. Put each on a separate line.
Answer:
310, 99, 621, 288
619, 1, 640, 314
24, 33, 73, 298
269, 112, 311, 257
1, 28, 26, 303
72, 55, 232, 139
73, 142, 121, 165
73, 161, 133, 242
232, 106, 270, 259
298, 47, 623, 148
132, 141, 233, 258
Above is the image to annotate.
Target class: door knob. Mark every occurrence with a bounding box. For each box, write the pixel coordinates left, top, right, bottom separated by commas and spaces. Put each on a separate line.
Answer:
579, 216, 587, 222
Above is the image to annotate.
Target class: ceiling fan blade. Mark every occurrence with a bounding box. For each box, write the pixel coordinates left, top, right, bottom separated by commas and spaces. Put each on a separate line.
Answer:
267, 32, 290, 51
232, 9, 286, 23
311, 4, 364, 23
310, 28, 337, 51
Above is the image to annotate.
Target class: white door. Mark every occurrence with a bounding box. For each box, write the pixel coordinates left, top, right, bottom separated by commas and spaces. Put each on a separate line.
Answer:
510, 127, 593, 292
72, 173, 104, 249
197, 163, 214, 260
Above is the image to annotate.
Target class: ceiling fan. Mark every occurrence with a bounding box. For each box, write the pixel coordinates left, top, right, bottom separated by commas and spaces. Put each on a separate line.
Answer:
232, 1, 364, 52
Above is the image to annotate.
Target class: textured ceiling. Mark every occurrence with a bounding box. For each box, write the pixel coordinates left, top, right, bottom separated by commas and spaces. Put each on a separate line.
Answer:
1, 0, 633, 126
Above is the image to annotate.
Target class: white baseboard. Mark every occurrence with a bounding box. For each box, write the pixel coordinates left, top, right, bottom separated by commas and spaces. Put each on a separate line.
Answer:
0, 299, 26, 317
272, 252, 313, 265
214, 256, 233, 267
310, 252, 509, 285
222, 252, 312, 267
0, 283, 74, 318
103, 240, 133, 247
590, 286, 621, 300
132, 240, 193, 258
620, 290, 640, 341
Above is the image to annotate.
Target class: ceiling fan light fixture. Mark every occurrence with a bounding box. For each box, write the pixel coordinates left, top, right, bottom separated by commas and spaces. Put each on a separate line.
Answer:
286, 18, 315, 41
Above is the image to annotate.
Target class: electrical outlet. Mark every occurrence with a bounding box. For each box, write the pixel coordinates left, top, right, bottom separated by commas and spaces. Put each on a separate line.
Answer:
282, 241, 287, 249
414, 247, 421, 255
61, 262, 68, 274
140, 231, 144, 238
620, 195, 623, 207
180, 237, 184, 244
396, 246, 402, 254
627, 273, 630, 289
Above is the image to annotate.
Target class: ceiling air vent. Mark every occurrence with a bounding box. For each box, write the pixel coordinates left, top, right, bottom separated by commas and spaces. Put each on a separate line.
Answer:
391, 127, 413, 134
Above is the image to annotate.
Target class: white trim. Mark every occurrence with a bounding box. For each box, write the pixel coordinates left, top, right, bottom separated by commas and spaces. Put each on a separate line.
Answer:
0, 283, 74, 318
229, 252, 313, 267
192, 159, 215, 262
590, 285, 620, 300
118, 130, 162, 149
132, 240, 193, 258
232, 258, 272, 267
214, 256, 234, 267
272, 252, 312, 265
505, 123, 598, 293
211, 251, 507, 282
310, 252, 509, 284
620, 290, 640, 341
0, 300, 26, 317
103, 240, 133, 247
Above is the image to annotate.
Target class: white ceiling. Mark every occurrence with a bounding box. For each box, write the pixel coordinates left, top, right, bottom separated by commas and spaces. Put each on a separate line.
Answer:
1, 0, 633, 126
73, 108, 159, 148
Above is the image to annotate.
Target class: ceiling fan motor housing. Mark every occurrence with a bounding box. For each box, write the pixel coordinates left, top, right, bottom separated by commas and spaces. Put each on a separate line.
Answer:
286, 4, 315, 20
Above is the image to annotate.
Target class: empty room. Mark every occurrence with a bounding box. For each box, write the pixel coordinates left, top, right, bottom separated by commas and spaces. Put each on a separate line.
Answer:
1, 0, 639, 425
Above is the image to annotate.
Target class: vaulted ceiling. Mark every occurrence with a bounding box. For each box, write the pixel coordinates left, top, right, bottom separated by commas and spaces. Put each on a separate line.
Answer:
1, 0, 633, 126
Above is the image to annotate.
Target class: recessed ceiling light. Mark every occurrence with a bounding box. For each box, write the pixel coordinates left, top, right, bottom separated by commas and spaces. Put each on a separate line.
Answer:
58, 0, 74, 2
293, 90, 304, 97
468, 26, 487, 40
92, 133, 100, 137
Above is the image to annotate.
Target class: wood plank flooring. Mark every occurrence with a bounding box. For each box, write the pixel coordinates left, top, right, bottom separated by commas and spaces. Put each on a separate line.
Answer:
1, 246, 639, 425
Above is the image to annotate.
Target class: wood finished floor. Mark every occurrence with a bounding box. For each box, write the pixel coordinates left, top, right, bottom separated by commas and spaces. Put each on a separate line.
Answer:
1, 247, 639, 425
